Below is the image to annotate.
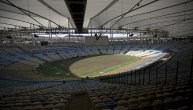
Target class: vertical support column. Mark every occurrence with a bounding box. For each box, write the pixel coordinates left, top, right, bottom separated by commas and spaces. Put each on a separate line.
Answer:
30, 24, 33, 46
124, 73, 127, 84
156, 67, 158, 85
48, 21, 53, 46
109, 29, 111, 44
127, 72, 129, 85
117, 74, 119, 84
121, 74, 124, 84
3, 27, 5, 38
68, 18, 70, 42
131, 71, 133, 85
123, 73, 125, 84
108, 75, 110, 83
50, 27, 53, 46
175, 61, 179, 85
115, 75, 117, 83
165, 65, 168, 85
2, 27, 5, 46
140, 29, 142, 44
135, 70, 137, 85
111, 26, 114, 45
190, 57, 193, 84
121, 73, 123, 84
127, 29, 129, 44
14, 26, 17, 44
148, 68, 151, 85
116, 74, 118, 83
143, 69, 145, 85
33, 24, 36, 46
112, 75, 114, 83
19, 26, 22, 46
109, 75, 111, 83
138, 70, 141, 85
114, 75, 116, 83
119, 73, 121, 84
112, 75, 115, 83
91, 19, 92, 37
119, 73, 123, 84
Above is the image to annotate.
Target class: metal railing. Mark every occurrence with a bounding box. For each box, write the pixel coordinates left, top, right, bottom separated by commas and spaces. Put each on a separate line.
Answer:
98, 51, 193, 86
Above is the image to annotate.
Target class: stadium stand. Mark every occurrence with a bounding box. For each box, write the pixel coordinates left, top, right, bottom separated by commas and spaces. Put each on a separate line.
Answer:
0, 42, 193, 110
1, 0, 193, 110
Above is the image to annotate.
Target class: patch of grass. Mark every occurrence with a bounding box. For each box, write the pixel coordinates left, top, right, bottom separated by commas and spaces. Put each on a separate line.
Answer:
38, 61, 73, 78
82, 56, 140, 77
38, 54, 141, 79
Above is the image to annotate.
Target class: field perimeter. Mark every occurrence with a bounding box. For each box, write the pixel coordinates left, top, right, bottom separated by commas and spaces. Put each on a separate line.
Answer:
38, 54, 140, 79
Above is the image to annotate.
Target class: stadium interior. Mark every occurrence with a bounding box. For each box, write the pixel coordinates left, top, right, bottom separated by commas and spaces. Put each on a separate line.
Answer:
0, 0, 193, 110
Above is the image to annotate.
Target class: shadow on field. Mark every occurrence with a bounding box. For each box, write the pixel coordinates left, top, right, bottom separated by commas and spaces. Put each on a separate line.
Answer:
39, 54, 106, 79
59, 54, 107, 78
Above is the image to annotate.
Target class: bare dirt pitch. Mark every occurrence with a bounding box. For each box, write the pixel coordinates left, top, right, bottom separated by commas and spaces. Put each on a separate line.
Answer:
38, 54, 140, 79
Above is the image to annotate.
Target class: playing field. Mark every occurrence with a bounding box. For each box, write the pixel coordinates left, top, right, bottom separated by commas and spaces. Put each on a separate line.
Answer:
38, 54, 140, 79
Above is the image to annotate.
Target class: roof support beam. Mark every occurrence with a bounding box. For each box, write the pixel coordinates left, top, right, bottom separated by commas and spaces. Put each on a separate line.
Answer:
4, 0, 46, 28
120, 0, 193, 27
37, 0, 74, 28
127, 12, 193, 29
110, 0, 143, 28
0, 15, 41, 27
0, 0, 61, 28
0, 22, 28, 28
87, 0, 120, 28
93, 0, 119, 18
97, 0, 159, 28
0, 0, 66, 41
64, 0, 87, 32
152, 17, 193, 30
121, 8, 193, 27
126, 0, 193, 19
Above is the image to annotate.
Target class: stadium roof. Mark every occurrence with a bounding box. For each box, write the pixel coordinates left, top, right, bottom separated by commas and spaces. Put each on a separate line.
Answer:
0, 0, 193, 37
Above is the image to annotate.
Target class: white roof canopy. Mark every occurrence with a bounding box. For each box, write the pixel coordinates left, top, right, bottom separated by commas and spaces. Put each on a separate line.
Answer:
0, 0, 193, 37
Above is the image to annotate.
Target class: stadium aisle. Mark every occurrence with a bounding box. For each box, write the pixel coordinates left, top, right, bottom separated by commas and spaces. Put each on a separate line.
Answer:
67, 92, 94, 110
